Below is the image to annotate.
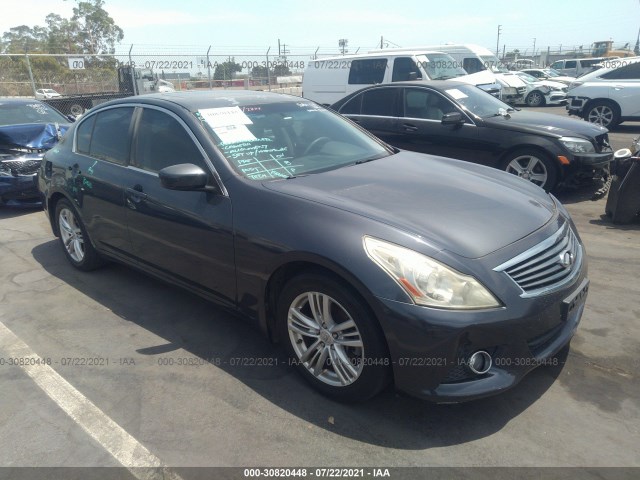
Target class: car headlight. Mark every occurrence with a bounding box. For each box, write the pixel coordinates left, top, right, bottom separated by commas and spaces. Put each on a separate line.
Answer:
363, 237, 500, 309
559, 137, 595, 154
567, 81, 583, 91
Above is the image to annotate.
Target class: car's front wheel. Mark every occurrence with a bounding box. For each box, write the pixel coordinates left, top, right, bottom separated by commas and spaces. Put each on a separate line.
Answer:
502, 149, 558, 192
525, 91, 545, 107
277, 273, 391, 402
55, 199, 104, 271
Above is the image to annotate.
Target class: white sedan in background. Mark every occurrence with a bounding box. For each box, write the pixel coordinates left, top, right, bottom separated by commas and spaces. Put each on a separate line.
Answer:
521, 68, 576, 86
35, 89, 62, 99
514, 72, 568, 107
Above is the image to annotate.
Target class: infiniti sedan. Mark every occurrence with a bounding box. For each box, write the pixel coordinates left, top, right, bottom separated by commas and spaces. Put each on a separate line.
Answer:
39, 91, 589, 402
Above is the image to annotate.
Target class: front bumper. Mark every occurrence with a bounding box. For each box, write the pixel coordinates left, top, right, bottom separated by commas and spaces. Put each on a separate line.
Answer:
546, 91, 567, 105
566, 96, 588, 115
571, 151, 613, 169
376, 267, 588, 403
0, 174, 42, 206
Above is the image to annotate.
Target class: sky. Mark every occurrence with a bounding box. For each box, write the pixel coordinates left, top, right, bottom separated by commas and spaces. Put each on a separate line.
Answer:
1, 0, 639, 58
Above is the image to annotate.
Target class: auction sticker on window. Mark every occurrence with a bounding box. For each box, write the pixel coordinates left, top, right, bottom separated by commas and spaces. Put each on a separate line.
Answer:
445, 88, 468, 100
213, 124, 256, 144
198, 106, 253, 128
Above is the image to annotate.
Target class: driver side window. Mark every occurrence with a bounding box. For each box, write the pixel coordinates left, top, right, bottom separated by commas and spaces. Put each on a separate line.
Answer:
133, 108, 209, 174
404, 89, 454, 121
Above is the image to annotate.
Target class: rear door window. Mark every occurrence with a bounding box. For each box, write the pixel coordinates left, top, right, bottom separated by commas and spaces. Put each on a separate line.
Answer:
361, 88, 397, 116
89, 107, 134, 165
601, 62, 640, 80
133, 108, 208, 173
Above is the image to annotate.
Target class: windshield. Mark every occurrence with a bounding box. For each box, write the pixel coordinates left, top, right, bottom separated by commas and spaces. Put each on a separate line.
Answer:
418, 53, 467, 80
0, 101, 68, 126
197, 101, 391, 180
480, 55, 509, 73
544, 69, 562, 77
444, 84, 513, 118
515, 72, 538, 83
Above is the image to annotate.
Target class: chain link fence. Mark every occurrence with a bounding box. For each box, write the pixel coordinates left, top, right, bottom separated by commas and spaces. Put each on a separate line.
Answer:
2, 42, 636, 113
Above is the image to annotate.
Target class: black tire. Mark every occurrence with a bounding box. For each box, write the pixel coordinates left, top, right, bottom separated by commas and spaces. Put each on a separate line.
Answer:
277, 273, 391, 402
525, 91, 546, 107
55, 199, 105, 271
584, 100, 621, 129
502, 148, 559, 192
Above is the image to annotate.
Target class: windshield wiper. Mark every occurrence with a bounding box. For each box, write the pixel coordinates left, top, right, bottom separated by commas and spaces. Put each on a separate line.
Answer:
354, 153, 388, 165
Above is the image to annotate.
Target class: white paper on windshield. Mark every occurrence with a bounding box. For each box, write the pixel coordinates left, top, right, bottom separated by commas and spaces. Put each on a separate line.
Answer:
198, 106, 253, 128
445, 88, 468, 100
213, 124, 256, 144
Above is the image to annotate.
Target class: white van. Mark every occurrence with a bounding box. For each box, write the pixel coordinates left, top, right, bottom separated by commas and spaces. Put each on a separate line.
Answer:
302, 51, 500, 105
549, 57, 612, 77
369, 44, 528, 103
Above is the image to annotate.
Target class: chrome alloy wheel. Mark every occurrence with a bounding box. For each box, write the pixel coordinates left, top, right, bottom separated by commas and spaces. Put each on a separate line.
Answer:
506, 154, 548, 188
587, 105, 614, 127
58, 207, 85, 263
287, 292, 364, 387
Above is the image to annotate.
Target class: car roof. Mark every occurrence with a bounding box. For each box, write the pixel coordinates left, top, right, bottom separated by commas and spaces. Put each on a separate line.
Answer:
0, 98, 48, 106
95, 90, 306, 112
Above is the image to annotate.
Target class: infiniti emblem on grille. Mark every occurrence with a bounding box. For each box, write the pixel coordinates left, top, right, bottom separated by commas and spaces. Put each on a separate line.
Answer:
560, 251, 574, 269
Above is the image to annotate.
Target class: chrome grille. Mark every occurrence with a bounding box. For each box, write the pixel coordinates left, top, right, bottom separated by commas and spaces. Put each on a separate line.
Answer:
0, 159, 41, 176
494, 223, 582, 297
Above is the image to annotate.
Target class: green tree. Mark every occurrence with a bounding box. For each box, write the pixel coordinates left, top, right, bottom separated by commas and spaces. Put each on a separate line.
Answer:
72, 0, 123, 54
273, 63, 291, 77
214, 59, 242, 81
0, 0, 123, 55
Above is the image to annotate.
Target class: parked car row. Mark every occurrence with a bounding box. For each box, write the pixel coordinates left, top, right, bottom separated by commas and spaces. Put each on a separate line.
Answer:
38, 91, 590, 403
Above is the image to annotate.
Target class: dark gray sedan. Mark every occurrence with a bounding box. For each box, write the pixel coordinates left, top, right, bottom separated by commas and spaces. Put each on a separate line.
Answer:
39, 91, 588, 402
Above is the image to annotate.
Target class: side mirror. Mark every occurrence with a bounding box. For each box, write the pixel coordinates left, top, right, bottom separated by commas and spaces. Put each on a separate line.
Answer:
441, 111, 465, 125
159, 163, 210, 191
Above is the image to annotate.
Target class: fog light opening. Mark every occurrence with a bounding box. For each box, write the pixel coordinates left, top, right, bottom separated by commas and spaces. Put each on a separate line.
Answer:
468, 351, 492, 375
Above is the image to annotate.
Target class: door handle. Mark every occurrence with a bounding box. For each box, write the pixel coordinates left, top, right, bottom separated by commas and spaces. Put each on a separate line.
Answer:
126, 187, 148, 206
403, 123, 418, 132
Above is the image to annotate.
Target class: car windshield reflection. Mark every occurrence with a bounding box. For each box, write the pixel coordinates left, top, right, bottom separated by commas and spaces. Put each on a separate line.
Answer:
444, 84, 514, 118
197, 101, 391, 180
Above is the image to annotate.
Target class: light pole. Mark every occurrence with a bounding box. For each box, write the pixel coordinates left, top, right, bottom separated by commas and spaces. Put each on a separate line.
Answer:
496, 25, 502, 57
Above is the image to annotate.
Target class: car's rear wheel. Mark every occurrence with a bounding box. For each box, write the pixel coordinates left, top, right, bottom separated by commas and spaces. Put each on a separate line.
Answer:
525, 91, 545, 107
502, 149, 558, 192
277, 273, 391, 402
585, 100, 620, 128
55, 199, 104, 271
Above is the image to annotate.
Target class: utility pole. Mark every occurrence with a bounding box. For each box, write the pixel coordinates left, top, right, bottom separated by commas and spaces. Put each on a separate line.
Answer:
496, 25, 502, 57
339, 39, 348, 55
380, 36, 383, 49
532, 38, 536, 60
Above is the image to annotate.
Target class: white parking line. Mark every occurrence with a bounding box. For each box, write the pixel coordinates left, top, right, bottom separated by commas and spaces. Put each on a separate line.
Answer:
0, 321, 182, 480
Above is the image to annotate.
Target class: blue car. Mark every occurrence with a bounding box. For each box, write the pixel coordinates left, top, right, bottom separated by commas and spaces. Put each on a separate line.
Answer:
0, 98, 70, 206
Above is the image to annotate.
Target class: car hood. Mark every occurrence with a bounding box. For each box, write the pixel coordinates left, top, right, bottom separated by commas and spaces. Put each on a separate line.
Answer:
0, 122, 69, 153
263, 152, 555, 258
483, 110, 608, 139
534, 80, 567, 89
495, 73, 527, 88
